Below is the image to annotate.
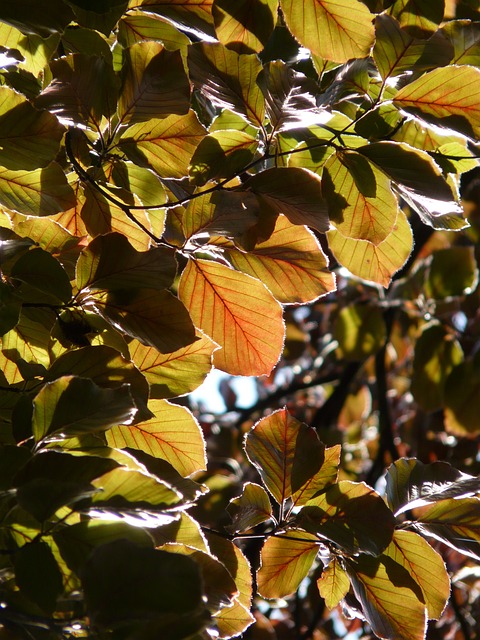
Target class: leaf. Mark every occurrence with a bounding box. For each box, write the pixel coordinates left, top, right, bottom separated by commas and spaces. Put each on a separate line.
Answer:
393, 65, 480, 139
76, 232, 176, 293
444, 354, 480, 436
61, 25, 113, 60
129, 334, 218, 399
106, 398, 207, 476
155, 512, 209, 550
117, 12, 191, 50
347, 553, 427, 640
257, 530, 319, 599
280, 0, 375, 63
425, 247, 478, 299
415, 497, 480, 561
0, 163, 76, 216
178, 258, 284, 376
334, 304, 387, 361
411, 322, 464, 411
222, 215, 335, 304
299, 481, 396, 556
188, 42, 265, 128
118, 42, 190, 125
0, 87, 65, 171
246, 167, 330, 232
206, 533, 253, 608
130, 0, 216, 38
244, 408, 329, 506
387, 530, 449, 620
14, 542, 63, 613
0, 0, 74, 38
35, 54, 118, 131
82, 540, 206, 629
189, 129, 258, 186
93, 288, 197, 354
32, 375, 137, 442
327, 210, 413, 287
227, 482, 273, 533
118, 110, 207, 179
322, 152, 398, 245
213, 599, 255, 639
317, 558, 350, 609
441, 19, 480, 66
386, 0, 445, 37
212, 0, 278, 54
11, 247, 72, 304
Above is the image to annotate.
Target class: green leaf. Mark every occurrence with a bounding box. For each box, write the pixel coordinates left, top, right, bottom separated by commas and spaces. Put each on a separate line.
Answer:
129, 334, 217, 399
334, 304, 387, 361
444, 353, 480, 436
213, 599, 255, 639
206, 532, 253, 608
0, 22, 60, 78
117, 12, 191, 50
189, 129, 258, 186
14, 541, 63, 613
257, 530, 319, 599
0, 0, 74, 37
323, 151, 399, 244
411, 322, 464, 411
441, 19, 480, 66
299, 481, 395, 555
246, 167, 330, 232
61, 25, 113, 60
108, 161, 167, 208
106, 398, 207, 476
76, 232, 176, 292
387, 530, 449, 620
0, 87, 65, 170
386, 0, 445, 37
280, 0, 375, 62
327, 210, 413, 287
227, 482, 273, 533
118, 110, 207, 179
66, 0, 129, 35
130, 0, 216, 38
425, 247, 478, 299
347, 552, 427, 640
244, 408, 330, 506
0, 282, 21, 335
317, 558, 350, 609
35, 54, 118, 131
93, 288, 197, 354
222, 214, 335, 304
0, 163, 76, 216
82, 540, 207, 631
118, 42, 190, 125
156, 512, 209, 550
32, 375, 137, 442
188, 42, 265, 127
213, 0, 278, 54
393, 65, 480, 139
11, 247, 72, 304
178, 258, 284, 376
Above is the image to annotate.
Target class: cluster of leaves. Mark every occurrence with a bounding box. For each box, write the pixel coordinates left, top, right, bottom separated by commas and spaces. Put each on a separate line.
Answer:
0, 0, 480, 639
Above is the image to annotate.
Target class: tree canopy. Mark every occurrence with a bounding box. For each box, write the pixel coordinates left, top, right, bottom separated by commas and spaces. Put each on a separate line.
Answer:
1, 1, 480, 639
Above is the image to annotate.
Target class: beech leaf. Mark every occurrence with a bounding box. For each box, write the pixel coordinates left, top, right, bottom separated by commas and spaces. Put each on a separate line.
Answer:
212, 0, 278, 54
317, 558, 350, 609
227, 482, 273, 533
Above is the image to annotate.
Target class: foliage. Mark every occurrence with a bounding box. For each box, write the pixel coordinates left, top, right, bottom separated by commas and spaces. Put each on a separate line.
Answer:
0, 1, 480, 639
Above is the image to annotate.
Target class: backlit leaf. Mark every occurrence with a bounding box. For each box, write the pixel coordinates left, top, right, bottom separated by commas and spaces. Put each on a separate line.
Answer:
130, 0, 216, 38
118, 110, 207, 179
107, 398, 207, 476
0, 23, 59, 78
188, 42, 265, 127
386, 530, 449, 620
118, 42, 190, 125
246, 167, 330, 232
257, 530, 319, 599
280, 0, 375, 62
11, 247, 72, 304
299, 481, 395, 555
206, 533, 253, 608
0, 0, 74, 38
35, 54, 118, 131
334, 304, 387, 361
0, 87, 65, 170
322, 152, 398, 245
32, 375, 137, 442
213, 599, 255, 639
327, 210, 413, 287
155, 512, 209, 550
393, 65, 480, 138
347, 553, 427, 640
222, 215, 335, 304
76, 232, 176, 292
317, 558, 350, 609
93, 288, 197, 354
129, 334, 218, 399
441, 19, 480, 66
386, 0, 445, 37
178, 258, 284, 376
244, 408, 328, 506
118, 12, 191, 50
227, 482, 273, 533
0, 163, 76, 216
444, 354, 480, 436
425, 247, 478, 299
213, 0, 278, 54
